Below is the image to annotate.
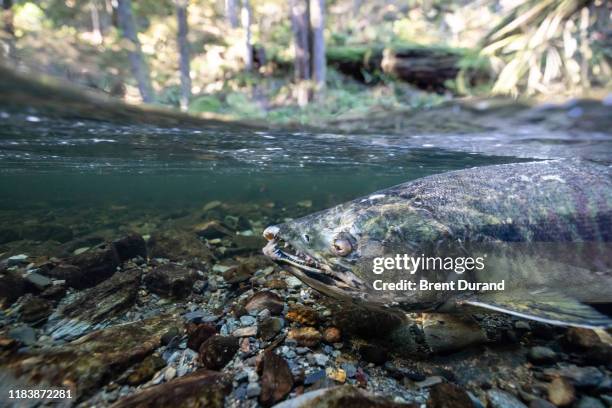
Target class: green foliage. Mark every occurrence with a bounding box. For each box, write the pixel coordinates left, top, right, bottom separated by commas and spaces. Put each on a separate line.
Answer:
189, 95, 223, 114
481, 0, 610, 95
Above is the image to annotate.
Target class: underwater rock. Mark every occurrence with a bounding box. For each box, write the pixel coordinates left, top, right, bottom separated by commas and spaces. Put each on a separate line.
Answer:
287, 327, 322, 347
258, 317, 284, 341
51, 243, 120, 289
575, 396, 606, 408
23, 271, 53, 291
422, 313, 487, 353
123, 354, 166, 386
194, 220, 234, 239
186, 323, 217, 351
527, 346, 557, 364
111, 369, 231, 408
148, 229, 213, 263
49, 268, 141, 340
259, 350, 293, 407
198, 335, 239, 370
427, 382, 473, 408
7, 324, 36, 346
359, 344, 389, 365
0, 269, 26, 307
286, 305, 319, 326
322, 327, 341, 343
18, 294, 52, 325
222, 263, 255, 284
270, 385, 412, 408
112, 233, 147, 262
245, 291, 285, 316
331, 305, 405, 339
227, 235, 266, 255
547, 377, 575, 406
3, 315, 175, 400
487, 389, 527, 408
143, 264, 197, 299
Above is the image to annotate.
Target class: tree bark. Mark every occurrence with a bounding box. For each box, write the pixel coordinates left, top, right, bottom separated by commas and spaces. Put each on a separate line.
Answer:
116, 0, 155, 103
309, 0, 325, 89
241, 0, 253, 72
2, 0, 14, 37
175, 0, 191, 111
290, 0, 310, 81
225, 0, 239, 28
90, 0, 103, 44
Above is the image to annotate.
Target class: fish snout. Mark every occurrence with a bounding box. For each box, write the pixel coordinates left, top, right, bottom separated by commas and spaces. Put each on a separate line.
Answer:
263, 225, 280, 241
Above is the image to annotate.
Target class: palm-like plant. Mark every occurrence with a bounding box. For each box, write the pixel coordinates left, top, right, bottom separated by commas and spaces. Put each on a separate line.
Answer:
481, 0, 610, 95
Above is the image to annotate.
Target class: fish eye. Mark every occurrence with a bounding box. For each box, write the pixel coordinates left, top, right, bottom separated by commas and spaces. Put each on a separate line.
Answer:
303, 234, 310, 243
331, 235, 353, 256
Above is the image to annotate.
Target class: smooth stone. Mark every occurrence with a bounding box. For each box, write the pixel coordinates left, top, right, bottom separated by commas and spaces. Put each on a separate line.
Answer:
198, 335, 238, 370
246, 382, 262, 398
8, 325, 36, 346
427, 382, 474, 408
245, 291, 284, 316
24, 272, 52, 290
259, 350, 293, 406
487, 389, 527, 408
575, 396, 606, 408
547, 377, 575, 407
112, 369, 231, 408
528, 346, 557, 364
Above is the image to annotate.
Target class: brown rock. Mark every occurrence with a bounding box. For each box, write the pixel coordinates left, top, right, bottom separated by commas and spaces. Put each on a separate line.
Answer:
274, 385, 411, 407
19, 295, 52, 325
548, 377, 575, 407
144, 264, 197, 299
113, 233, 147, 262
0, 269, 26, 307
50, 243, 120, 289
5, 315, 174, 400
323, 327, 341, 343
198, 335, 238, 370
125, 354, 166, 386
112, 369, 231, 408
148, 229, 213, 262
186, 323, 216, 351
259, 350, 293, 407
288, 327, 321, 347
194, 220, 234, 239
422, 313, 487, 353
245, 291, 284, 316
265, 279, 287, 290
359, 344, 388, 365
286, 305, 319, 326
258, 317, 284, 341
57, 268, 141, 326
222, 263, 254, 284
564, 327, 602, 349
427, 383, 473, 408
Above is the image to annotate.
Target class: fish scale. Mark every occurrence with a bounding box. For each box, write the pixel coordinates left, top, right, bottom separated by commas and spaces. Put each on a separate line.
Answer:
263, 159, 612, 329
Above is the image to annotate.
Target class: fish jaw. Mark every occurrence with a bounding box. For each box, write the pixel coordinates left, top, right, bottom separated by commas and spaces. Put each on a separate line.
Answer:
262, 225, 370, 298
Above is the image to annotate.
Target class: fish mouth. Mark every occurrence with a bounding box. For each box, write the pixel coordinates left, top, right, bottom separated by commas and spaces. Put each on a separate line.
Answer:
262, 226, 366, 292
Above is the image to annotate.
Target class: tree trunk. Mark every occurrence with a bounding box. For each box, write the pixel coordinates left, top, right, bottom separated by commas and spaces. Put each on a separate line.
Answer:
290, 0, 311, 106
175, 0, 191, 111
225, 0, 239, 28
290, 0, 310, 81
116, 0, 155, 103
309, 0, 325, 89
241, 0, 253, 72
2, 0, 14, 37
90, 0, 103, 44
